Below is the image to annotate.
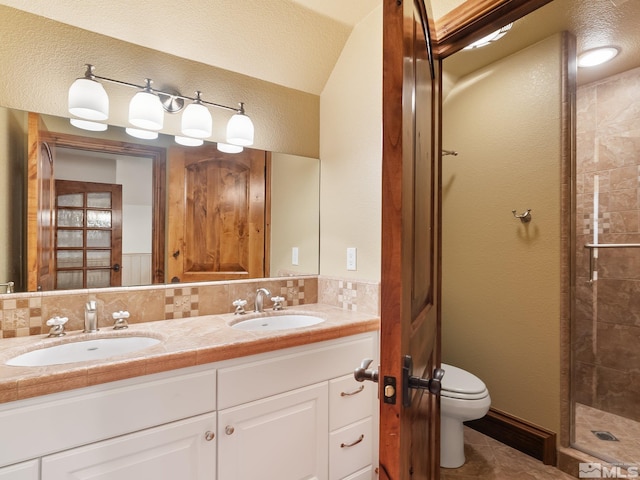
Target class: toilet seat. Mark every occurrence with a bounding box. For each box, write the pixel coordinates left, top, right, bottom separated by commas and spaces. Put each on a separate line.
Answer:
440, 363, 489, 400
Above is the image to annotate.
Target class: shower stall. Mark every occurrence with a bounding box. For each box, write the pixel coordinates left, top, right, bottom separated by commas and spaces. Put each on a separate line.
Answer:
571, 65, 640, 466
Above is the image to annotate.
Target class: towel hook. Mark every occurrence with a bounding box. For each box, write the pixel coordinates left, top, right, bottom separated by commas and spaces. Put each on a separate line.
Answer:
512, 209, 532, 223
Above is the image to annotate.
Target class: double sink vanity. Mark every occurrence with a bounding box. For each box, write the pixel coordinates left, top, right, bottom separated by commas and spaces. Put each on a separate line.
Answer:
0, 303, 380, 480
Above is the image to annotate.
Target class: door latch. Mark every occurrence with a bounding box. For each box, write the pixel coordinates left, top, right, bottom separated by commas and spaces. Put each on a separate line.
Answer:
402, 355, 445, 407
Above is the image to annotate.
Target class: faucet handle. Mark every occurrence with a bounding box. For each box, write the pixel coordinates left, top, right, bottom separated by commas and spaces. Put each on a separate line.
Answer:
271, 296, 285, 311
112, 310, 130, 330
232, 299, 248, 315
46, 316, 68, 337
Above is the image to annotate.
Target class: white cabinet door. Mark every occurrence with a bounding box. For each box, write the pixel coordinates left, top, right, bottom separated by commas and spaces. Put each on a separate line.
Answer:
218, 382, 328, 480
0, 460, 38, 480
41, 413, 216, 480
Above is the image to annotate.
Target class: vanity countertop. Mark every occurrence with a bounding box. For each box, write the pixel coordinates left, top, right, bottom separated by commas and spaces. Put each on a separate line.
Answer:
0, 304, 379, 405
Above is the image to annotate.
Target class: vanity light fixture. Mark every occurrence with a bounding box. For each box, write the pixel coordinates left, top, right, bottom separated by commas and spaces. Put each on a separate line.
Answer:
69, 118, 108, 132
128, 79, 164, 131
175, 136, 204, 147
217, 142, 244, 154
68, 64, 255, 146
125, 127, 158, 140
577, 47, 619, 68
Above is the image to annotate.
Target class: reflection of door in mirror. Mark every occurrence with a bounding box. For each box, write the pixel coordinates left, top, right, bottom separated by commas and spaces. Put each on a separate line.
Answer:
27, 112, 55, 292
54, 180, 122, 289
168, 145, 270, 282
26, 119, 167, 292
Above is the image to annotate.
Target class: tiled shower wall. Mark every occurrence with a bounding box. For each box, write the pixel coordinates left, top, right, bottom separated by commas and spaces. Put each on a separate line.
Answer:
0, 276, 380, 338
574, 66, 640, 422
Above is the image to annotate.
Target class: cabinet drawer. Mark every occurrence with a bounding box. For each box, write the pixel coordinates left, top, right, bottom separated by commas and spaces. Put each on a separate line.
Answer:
343, 466, 374, 480
329, 374, 374, 431
329, 417, 373, 480
218, 333, 374, 409
0, 460, 38, 480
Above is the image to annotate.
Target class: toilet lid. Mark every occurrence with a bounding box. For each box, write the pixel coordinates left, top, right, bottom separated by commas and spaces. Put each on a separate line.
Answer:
440, 363, 488, 399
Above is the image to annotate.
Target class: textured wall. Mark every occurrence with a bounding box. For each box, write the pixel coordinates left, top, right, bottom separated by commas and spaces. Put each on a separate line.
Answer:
319, 6, 382, 281
441, 34, 565, 434
574, 65, 640, 422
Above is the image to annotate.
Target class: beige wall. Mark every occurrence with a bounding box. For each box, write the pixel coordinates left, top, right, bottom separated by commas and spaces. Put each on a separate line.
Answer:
270, 153, 320, 276
441, 34, 565, 434
0, 107, 26, 290
0, 5, 319, 158
319, 6, 382, 281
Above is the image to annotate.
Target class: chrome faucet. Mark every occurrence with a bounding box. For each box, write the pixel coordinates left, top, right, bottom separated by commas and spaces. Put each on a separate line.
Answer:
0, 281, 14, 294
84, 301, 99, 333
255, 288, 271, 313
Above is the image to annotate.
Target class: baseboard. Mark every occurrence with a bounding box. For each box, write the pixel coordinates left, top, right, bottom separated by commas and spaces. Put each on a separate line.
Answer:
464, 408, 557, 465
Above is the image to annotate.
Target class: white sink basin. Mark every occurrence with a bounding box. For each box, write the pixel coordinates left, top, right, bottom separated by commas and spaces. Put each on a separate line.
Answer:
231, 314, 325, 331
6, 336, 161, 367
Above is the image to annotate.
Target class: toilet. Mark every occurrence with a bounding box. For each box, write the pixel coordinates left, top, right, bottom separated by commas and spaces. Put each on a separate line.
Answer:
440, 363, 491, 469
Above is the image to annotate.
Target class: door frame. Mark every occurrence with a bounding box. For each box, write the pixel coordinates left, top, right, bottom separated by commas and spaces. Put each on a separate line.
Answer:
430, 0, 553, 58
42, 132, 166, 285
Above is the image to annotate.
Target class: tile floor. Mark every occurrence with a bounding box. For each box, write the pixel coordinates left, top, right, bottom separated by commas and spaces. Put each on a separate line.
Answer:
574, 403, 640, 467
440, 427, 577, 479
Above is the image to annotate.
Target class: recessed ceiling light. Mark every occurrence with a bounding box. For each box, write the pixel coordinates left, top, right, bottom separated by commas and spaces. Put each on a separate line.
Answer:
577, 47, 619, 68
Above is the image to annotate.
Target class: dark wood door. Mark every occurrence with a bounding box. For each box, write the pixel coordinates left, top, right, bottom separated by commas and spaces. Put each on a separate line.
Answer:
379, 0, 442, 478
27, 112, 55, 292
167, 144, 268, 282
54, 180, 123, 290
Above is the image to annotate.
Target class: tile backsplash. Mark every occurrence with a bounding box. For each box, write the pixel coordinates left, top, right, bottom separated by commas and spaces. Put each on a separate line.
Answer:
0, 276, 380, 338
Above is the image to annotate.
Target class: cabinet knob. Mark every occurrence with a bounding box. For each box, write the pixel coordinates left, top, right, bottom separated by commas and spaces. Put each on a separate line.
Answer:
205, 431, 215, 441
225, 426, 235, 435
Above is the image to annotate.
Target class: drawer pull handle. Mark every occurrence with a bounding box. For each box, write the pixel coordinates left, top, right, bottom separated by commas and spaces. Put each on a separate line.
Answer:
341, 385, 365, 397
205, 431, 215, 441
225, 426, 235, 435
341, 434, 364, 448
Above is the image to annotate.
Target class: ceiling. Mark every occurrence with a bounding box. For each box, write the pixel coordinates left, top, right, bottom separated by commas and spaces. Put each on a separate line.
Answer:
0, 0, 638, 93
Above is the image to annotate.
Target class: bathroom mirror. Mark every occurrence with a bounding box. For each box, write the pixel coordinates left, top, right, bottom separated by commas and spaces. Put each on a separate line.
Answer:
0, 107, 320, 292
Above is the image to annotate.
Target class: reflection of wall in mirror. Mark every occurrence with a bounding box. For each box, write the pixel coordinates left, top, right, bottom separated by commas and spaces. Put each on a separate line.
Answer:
0, 107, 26, 291
271, 153, 320, 276
55, 149, 153, 286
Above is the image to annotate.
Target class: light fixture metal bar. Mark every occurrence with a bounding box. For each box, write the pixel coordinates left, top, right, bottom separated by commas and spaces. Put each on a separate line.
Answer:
86, 65, 241, 114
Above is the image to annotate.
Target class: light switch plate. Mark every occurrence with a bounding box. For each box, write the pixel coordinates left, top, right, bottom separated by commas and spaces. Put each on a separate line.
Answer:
346, 247, 357, 271
292, 247, 299, 265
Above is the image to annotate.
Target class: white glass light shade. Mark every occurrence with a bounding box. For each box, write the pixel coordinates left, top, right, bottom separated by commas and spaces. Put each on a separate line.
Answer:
217, 142, 243, 154
129, 91, 164, 130
181, 102, 212, 139
175, 136, 204, 147
70, 118, 108, 132
125, 128, 158, 140
578, 47, 619, 68
226, 113, 254, 146
68, 78, 109, 121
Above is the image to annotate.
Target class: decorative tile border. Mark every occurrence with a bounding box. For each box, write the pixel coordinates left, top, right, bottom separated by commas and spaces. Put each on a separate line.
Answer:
0, 275, 377, 339
0, 297, 42, 338
165, 287, 199, 319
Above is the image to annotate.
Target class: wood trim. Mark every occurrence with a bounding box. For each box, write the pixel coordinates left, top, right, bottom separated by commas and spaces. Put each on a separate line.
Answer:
43, 132, 166, 284
433, 0, 553, 58
263, 152, 272, 278
465, 408, 557, 465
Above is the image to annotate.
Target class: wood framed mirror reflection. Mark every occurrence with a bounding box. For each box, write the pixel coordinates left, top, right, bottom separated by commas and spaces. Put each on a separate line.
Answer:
5, 110, 320, 293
